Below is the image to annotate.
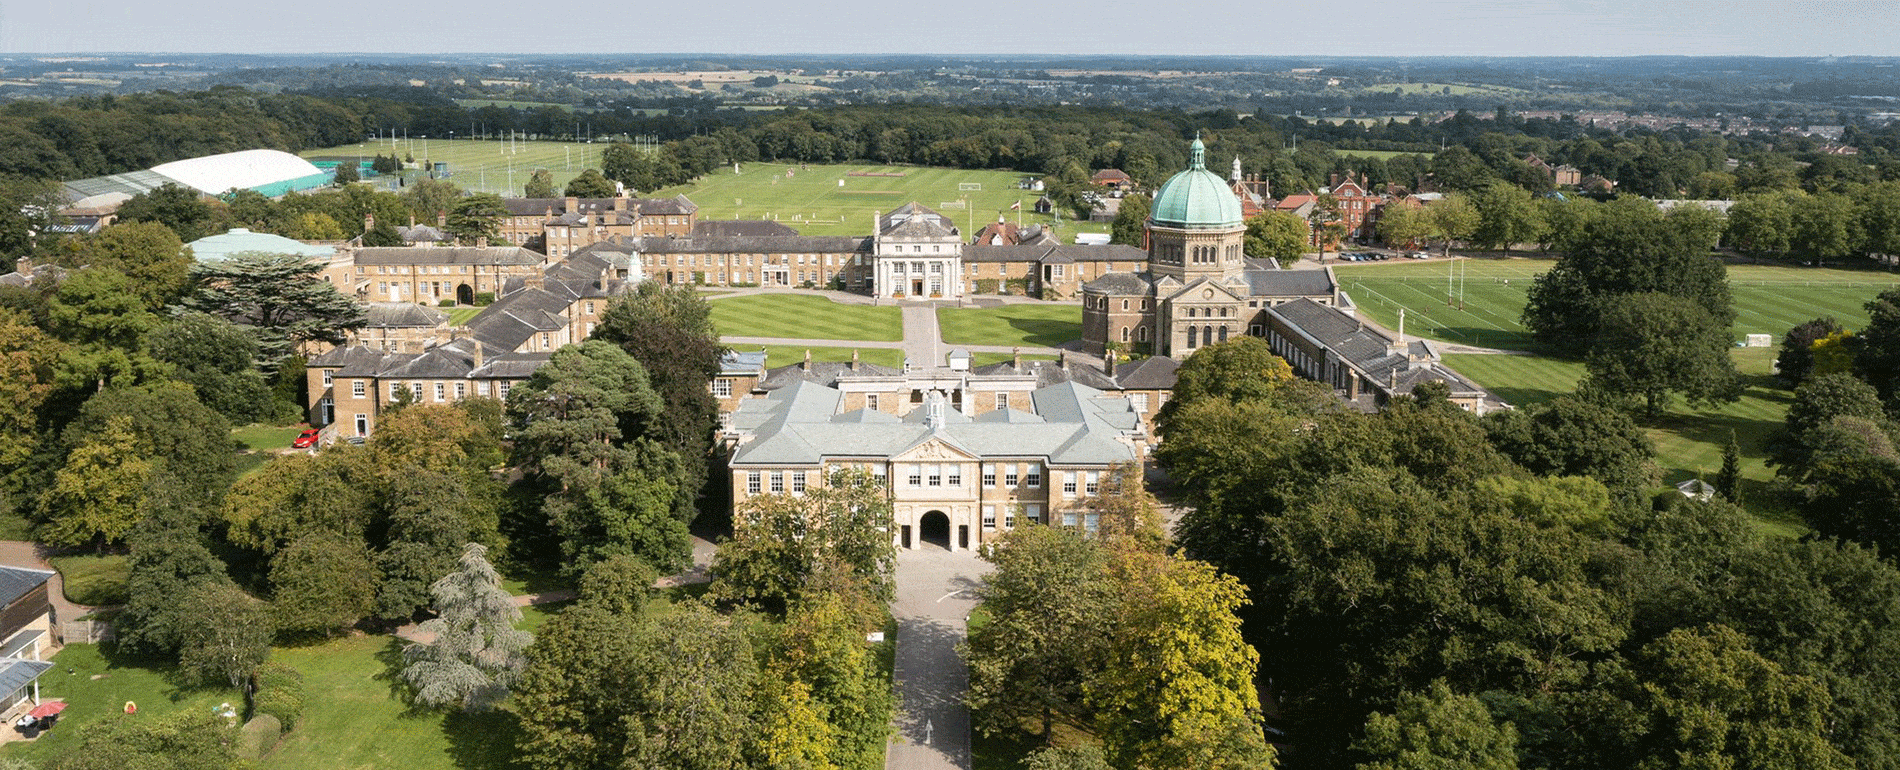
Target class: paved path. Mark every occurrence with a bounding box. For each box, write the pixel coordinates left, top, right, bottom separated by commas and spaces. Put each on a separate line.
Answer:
887, 547, 989, 770
902, 304, 943, 369
394, 533, 717, 645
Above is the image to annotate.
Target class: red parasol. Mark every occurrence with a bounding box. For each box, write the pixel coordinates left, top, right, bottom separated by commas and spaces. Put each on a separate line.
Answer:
26, 702, 66, 718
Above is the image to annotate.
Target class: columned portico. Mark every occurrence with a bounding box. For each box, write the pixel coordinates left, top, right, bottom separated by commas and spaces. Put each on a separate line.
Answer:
872, 202, 964, 301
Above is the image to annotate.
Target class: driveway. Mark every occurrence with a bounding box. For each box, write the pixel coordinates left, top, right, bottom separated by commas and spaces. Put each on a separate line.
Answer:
887, 547, 990, 770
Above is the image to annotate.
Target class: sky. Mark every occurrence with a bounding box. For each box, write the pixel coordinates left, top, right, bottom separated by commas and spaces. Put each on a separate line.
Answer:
4, 0, 1894, 57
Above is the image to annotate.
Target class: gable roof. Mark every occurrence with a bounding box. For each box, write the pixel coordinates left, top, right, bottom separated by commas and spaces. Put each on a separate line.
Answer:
353, 246, 544, 266
0, 566, 51, 608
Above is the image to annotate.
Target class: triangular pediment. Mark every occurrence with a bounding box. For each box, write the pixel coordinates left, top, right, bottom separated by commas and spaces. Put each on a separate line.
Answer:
895, 436, 978, 462
1164, 277, 1246, 303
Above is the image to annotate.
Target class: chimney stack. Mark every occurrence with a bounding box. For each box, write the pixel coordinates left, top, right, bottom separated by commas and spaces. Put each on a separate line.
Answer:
436, 210, 447, 229
364, 213, 375, 231
1011, 346, 1021, 370
1104, 349, 1117, 377
599, 268, 610, 293
850, 349, 859, 371
470, 340, 484, 371
476, 235, 488, 249
565, 196, 579, 214
802, 349, 812, 371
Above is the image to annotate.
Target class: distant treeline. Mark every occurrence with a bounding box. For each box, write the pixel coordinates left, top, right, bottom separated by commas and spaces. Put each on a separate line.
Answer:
2, 88, 1896, 205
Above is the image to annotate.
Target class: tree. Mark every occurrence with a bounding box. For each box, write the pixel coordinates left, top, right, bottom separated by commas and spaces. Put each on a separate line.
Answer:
403, 177, 462, 224
1353, 681, 1518, 770
575, 554, 657, 617
524, 169, 556, 198
1023, 745, 1112, 770
403, 543, 532, 711
445, 192, 506, 245
759, 591, 894, 769
1427, 193, 1479, 256
144, 312, 275, 424
1524, 197, 1735, 358
1472, 182, 1545, 254
36, 415, 151, 550
712, 467, 896, 609
116, 515, 236, 655
513, 601, 759, 770
1854, 288, 1900, 410
1309, 193, 1345, 260
45, 710, 241, 770
333, 162, 360, 185
1086, 548, 1273, 770
1791, 191, 1861, 266
174, 581, 272, 689
113, 182, 216, 242
1244, 210, 1309, 262
590, 282, 725, 509
1771, 372, 1890, 480
46, 267, 167, 390
1085, 462, 1167, 548
507, 340, 691, 573
182, 251, 367, 361
1726, 190, 1797, 256
1154, 335, 1310, 433
965, 525, 1115, 743
371, 154, 402, 175
1583, 292, 1741, 418
1601, 625, 1851, 770
63, 382, 235, 506
1110, 193, 1150, 247
1777, 317, 1844, 387
1376, 203, 1433, 251
269, 532, 378, 638
66, 222, 192, 308
564, 169, 617, 198
1715, 430, 1743, 503
1481, 395, 1657, 491
0, 311, 62, 471
362, 220, 403, 247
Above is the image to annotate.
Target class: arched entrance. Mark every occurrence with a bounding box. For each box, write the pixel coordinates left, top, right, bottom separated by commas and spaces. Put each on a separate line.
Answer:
918, 510, 951, 550
456, 283, 474, 306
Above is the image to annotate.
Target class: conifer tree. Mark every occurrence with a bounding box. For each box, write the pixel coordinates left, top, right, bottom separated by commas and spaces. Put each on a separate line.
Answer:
402, 543, 531, 711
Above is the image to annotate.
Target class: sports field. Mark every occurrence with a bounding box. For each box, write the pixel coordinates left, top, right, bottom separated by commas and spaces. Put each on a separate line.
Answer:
301, 139, 613, 196
1334, 258, 1900, 352
647, 162, 1105, 238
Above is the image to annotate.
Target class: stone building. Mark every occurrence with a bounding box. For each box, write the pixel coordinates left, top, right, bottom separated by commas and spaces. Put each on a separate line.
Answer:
499, 194, 700, 256
723, 354, 1151, 552
871, 203, 965, 300
347, 245, 548, 305
1080, 136, 1342, 358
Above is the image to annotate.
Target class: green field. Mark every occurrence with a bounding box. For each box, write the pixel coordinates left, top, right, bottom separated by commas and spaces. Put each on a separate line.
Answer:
1363, 81, 1527, 96
49, 555, 129, 606
1335, 259, 1898, 352
938, 304, 1083, 348
708, 293, 902, 341
301, 139, 613, 197
1446, 348, 1806, 537
647, 163, 1106, 237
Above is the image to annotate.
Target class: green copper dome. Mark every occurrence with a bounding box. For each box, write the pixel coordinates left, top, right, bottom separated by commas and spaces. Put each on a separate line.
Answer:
1148, 136, 1243, 230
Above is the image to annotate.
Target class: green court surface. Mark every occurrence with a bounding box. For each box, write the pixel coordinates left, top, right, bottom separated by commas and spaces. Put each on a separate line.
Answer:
707, 293, 902, 341
302, 139, 612, 197
937, 304, 1083, 348
1335, 259, 1898, 352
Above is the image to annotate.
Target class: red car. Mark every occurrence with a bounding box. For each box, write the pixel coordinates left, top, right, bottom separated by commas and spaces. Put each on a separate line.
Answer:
291, 428, 321, 449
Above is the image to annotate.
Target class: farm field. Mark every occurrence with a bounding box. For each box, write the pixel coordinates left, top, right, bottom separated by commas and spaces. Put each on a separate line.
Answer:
1334, 258, 1898, 351
647, 162, 1107, 238
938, 304, 1083, 348
301, 139, 613, 197
707, 293, 902, 341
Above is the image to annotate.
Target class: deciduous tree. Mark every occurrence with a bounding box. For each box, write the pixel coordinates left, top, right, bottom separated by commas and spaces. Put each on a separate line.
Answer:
564, 169, 616, 198
712, 468, 896, 609
524, 169, 556, 198
174, 581, 272, 690
1583, 292, 1741, 418
445, 192, 506, 244
1354, 681, 1518, 770
1244, 210, 1308, 262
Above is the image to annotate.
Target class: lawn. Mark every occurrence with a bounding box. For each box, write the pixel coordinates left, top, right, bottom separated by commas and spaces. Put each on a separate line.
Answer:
269, 635, 518, 770
708, 293, 902, 341
231, 424, 305, 453
444, 306, 484, 325
646, 162, 1108, 238
48, 555, 129, 606
938, 304, 1083, 348
970, 352, 1057, 368
1335, 258, 1899, 352
1445, 347, 1807, 538
0, 644, 240, 764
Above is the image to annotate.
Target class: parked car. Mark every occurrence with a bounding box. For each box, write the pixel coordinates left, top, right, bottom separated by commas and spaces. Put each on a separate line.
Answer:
292, 428, 321, 448
1408, 251, 1431, 259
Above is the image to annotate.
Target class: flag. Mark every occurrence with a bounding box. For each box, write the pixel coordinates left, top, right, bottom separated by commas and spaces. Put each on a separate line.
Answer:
1009, 201, 1021, 210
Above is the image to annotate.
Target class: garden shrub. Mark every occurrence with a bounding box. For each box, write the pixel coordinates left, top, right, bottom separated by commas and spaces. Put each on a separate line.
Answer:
250, 663, 305, 730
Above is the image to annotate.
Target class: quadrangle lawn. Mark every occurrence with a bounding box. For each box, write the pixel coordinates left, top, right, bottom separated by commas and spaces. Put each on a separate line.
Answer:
739, 344, 905, 370
937, 304, 1083, 348
708, 293, 902, 341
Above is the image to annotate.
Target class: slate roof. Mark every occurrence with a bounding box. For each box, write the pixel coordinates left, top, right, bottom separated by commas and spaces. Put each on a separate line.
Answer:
365, 302, 448, 328
397, 225, 449, 244
757, 360, 904, 391
1082, 271, 1155, 295
500, 195, 699, 219
962, 243, 1147, 265
353, 246, 544, 266
0, 567, 51, 608
0, 660, 52, 698
1267, 298, 1499, 405
878, 203, 959, 239
1246, 269, 1336, 298
632, 235, 870, 255
692, 220, 799, 238
729, 380, 1141, 467
1114, 356, 1180, 390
